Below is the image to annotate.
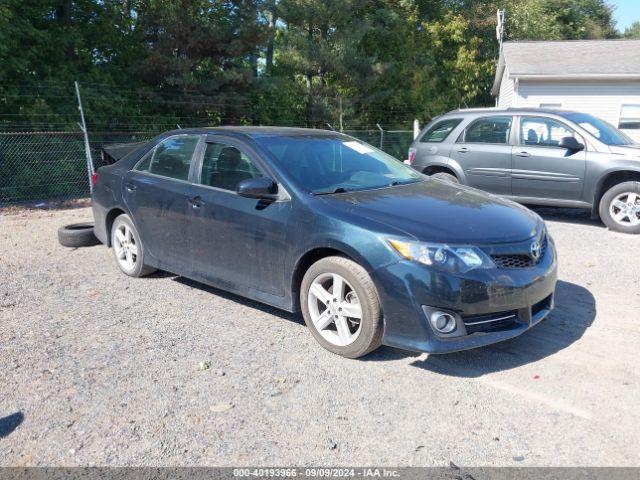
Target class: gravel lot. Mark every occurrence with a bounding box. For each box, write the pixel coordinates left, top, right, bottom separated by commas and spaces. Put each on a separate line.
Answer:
1, 204, 639, 466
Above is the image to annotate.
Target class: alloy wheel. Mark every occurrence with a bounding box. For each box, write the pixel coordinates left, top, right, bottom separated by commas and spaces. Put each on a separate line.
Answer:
307, 272, 363, 347
610, 192, 640, 227
113, 223, 139, 272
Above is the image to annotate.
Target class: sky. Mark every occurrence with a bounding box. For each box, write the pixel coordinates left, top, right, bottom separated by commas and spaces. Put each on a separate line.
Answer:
610, 0, 640, 31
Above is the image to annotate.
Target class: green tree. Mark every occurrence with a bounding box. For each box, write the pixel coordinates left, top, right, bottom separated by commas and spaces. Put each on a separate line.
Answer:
623, 21, 640, 38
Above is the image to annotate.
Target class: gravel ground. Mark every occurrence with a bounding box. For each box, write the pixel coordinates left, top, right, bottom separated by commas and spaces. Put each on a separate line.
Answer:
1, 204, 639, 466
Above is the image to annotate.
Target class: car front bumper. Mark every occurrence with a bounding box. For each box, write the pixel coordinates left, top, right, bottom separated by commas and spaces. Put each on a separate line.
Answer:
372, 241, 558, 354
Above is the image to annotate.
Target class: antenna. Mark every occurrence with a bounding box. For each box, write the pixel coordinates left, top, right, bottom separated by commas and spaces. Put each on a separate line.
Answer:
496, 9, 505, 49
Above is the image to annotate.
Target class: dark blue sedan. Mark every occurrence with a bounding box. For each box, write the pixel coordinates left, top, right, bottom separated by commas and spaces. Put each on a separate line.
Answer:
92, 127, 557, 358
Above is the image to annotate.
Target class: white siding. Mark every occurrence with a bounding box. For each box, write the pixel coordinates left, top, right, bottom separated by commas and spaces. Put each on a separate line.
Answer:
497, 67, 514, 108
514, 80, 640, 142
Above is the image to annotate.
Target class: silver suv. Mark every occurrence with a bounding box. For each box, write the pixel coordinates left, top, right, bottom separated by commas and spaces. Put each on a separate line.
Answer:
408, 108, 640, 234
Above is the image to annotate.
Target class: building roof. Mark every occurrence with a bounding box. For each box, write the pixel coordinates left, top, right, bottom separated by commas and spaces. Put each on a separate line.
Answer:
491, 39, 640, 96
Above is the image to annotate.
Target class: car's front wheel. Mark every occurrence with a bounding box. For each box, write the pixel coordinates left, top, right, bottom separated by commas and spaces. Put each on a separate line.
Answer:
110, 214, 156, 277
599, 181, 640, 234
300, 256, 383, 358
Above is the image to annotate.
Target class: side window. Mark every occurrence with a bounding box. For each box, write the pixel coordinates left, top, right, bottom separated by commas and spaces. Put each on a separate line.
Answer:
135, 149, 153, 172
420, 119, 462, 143
520, 117, 576, 147
135, 135, 200, 181
199, 142, 263, 191
463, 116, 512, 145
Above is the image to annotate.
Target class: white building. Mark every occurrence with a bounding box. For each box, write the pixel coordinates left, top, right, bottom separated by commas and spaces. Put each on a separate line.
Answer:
492, 39, 640, 142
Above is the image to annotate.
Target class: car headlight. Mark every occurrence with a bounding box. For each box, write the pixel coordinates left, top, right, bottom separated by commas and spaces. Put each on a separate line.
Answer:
387, 239, 494, 273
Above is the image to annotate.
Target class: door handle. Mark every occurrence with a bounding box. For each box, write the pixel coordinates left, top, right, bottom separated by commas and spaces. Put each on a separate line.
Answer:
125, 184, 136, 192
188, 196, 205, 209
515, 151, 531, 158
457, 147, 469, 153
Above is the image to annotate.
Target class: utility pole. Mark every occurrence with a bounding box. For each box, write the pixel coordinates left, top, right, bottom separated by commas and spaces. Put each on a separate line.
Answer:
496, 9, 505, 50
495, 10, 506, 107
74, 81, 95, 194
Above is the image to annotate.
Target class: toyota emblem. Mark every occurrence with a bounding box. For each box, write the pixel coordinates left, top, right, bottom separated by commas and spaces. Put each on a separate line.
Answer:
530, 241, 541, 261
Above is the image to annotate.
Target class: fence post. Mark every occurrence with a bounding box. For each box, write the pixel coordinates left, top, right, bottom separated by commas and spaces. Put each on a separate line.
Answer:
413, 119, 420, 139
339, 97, 343, 132
74, 81, 95, 194
376, 123, 384, 150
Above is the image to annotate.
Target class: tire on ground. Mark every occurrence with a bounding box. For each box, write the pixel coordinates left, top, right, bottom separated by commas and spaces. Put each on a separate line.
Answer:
300, 255, 383, 359
430, 171, 459, 183
58, 222, 100, 248
110, 214, 156, 277
599, 180, 640, 234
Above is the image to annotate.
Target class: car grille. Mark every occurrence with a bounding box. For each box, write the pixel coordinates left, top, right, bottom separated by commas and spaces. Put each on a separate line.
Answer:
462, 310, 518, 334
491, 236, 547, 269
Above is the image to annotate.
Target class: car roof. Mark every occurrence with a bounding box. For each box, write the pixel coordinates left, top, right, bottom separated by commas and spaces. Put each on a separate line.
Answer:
442, 107, 581, 117
159, 126, 341, 140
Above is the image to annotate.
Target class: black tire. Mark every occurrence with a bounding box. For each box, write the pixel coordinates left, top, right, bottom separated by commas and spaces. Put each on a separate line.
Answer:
430, 171, 459, 183
58, 222, 100, 248
110, 214, 156, 277
300, 256, 383, 358
599, 181, 640, 234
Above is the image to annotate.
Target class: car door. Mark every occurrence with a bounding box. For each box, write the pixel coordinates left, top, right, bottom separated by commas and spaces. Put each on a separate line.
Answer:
188, 135, 291, 299
449, 115, 513, 195
512, 116, 587, 201
122, 134, 202, 272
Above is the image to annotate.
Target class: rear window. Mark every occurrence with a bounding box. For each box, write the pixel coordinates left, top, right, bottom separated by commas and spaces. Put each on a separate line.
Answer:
420, 119, 462, 143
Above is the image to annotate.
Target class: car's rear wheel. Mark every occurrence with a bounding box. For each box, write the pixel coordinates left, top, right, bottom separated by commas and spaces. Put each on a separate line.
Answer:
430, 171, 459, 183
300, 256, 383, 358
110, 214, 156, 277
599, 181, 640, 234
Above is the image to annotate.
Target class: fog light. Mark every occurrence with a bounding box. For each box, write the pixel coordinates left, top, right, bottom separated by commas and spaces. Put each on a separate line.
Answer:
430, 311, 457, 334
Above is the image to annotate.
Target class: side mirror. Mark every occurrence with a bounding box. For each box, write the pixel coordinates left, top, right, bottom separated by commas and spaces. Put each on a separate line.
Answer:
236, 177, 279, 200
558, 136, 584, 152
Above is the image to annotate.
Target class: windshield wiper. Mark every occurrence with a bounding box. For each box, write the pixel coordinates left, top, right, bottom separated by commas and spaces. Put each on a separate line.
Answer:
312, 187, 348, 195
389, 179, 421, 187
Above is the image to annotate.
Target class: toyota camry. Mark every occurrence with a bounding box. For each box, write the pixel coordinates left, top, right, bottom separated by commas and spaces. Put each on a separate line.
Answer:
92, 127, 557, 358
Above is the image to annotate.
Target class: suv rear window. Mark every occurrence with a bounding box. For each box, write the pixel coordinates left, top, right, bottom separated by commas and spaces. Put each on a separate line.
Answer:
420, 119, 462, 143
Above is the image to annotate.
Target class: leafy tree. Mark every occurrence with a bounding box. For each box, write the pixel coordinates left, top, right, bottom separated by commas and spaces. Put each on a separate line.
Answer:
623, 21, 640, 38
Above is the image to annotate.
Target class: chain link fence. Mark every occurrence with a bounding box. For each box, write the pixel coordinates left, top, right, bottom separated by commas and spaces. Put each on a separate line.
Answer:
0, 131, 157, 206
0, 84, 418, 207
0, 127, 415, 207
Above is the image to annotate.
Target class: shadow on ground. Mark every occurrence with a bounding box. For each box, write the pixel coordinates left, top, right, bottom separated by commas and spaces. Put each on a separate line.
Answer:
0, 412, 24, 438
173, 276, 302, 325
162, 274, 593, 376
412, 280, 595, 377
530, 206, 603, 228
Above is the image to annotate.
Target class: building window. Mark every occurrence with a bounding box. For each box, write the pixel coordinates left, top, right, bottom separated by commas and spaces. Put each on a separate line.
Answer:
619, 105, 640, 130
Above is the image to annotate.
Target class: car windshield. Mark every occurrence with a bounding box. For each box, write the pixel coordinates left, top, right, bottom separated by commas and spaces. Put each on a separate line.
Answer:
255, 134, 423, 194
560, 112, 634, 146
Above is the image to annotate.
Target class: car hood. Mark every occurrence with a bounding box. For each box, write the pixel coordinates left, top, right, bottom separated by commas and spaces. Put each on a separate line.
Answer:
318, 180, 542, 244
609, 144, 640, 158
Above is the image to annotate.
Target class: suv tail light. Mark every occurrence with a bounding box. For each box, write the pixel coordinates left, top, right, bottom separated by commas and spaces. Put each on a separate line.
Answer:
405, 147, 416, 165
91, 172, 98, 186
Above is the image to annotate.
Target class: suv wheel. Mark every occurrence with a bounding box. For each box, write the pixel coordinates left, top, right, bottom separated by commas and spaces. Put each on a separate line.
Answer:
300, 256, 383, 358
599, 181, 640, 234
430, 171, 459, 183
